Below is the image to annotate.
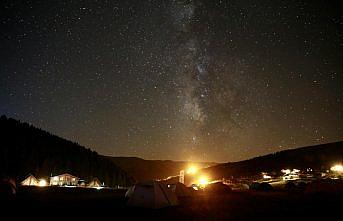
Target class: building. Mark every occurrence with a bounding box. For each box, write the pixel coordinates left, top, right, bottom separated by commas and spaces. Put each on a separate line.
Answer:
50, 173, 79, 186
179, 170, 185, 184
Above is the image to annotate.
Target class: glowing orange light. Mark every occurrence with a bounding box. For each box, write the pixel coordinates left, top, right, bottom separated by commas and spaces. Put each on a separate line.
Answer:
187, 166, 198, 174
331, 164, 343, 173
38, 179, 47, 187
198, 176, 209, 187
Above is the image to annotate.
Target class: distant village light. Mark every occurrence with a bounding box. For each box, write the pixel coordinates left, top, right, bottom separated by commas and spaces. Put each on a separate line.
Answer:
281, 169, 300, 181
95, 186, 104, 190
281, 169, 291, 174
263, 174, 272, 179
262, 172, 271, 179
330, 164, 343, 173
292, 169, 300, 173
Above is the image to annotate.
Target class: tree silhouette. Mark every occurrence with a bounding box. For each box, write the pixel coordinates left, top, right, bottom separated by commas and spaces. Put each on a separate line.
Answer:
0, 115, 134, 186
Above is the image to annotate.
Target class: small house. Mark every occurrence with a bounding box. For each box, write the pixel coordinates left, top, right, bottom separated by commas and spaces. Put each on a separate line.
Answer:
50, 173, 79, 186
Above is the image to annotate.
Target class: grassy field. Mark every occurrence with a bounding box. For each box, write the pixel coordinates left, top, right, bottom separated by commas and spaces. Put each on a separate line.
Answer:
2, 186, 342, 220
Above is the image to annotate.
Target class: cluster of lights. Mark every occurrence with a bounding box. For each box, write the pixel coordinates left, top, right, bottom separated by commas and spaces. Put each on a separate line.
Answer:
281, 169, 300, 181
330, 164, 343, 173
261, 172, 272, 179
185, 165, 210, 188
281, 169, 300, 175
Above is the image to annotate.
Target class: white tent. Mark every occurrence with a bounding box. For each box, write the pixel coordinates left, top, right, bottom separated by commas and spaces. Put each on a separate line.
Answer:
126, 181, 178, 209
21, 174, 39, 186
88, 177, 101, 187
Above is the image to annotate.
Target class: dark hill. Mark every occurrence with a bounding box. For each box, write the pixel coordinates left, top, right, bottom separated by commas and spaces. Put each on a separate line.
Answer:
107, 156, 216, 182
202, 141, 343, 179
0, 115, 133, 187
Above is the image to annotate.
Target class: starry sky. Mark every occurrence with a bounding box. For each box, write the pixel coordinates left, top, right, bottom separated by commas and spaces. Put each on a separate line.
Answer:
1, 0, 342, 162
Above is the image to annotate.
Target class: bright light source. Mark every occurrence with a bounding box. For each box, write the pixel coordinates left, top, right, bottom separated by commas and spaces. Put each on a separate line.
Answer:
262, 172, 271, 179
331, 164, 343, 173
198, 176, 209, 187
263, 175, 271, 179
281, 169, 291, 174
38, 179, 47, 187
292, 169, 300, 173
187, 166, 198, 174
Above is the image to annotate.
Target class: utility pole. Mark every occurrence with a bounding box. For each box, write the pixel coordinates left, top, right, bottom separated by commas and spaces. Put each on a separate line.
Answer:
179, 170, 185, 184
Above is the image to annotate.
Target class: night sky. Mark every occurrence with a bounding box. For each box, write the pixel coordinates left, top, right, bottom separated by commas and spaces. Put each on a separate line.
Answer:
1, 0, 342, 162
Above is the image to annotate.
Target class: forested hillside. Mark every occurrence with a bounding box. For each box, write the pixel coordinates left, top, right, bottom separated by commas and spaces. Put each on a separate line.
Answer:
202, 141, 343, 179
0, 115, 133, 187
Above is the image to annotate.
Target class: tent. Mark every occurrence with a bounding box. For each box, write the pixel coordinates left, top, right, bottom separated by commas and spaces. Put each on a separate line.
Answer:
205, 182, 232, 194
168, 182, 192, 198
21, 174, 39, 186
231, 183, 249, 191
126, 181, 178, 209
88, 177, 101, 188
285, 181, 297, 191
249, 182, 273, 191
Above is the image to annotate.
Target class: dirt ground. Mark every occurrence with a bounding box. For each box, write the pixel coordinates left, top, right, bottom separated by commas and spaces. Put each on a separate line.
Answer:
1, 186, 342, 220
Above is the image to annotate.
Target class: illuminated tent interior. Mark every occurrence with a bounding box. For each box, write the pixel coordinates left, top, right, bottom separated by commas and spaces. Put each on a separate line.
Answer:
88, 177, 102, 188
21, 174, 39, 186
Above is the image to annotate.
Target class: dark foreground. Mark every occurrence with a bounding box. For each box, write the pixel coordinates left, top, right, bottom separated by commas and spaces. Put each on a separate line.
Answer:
2, 186, 342, 220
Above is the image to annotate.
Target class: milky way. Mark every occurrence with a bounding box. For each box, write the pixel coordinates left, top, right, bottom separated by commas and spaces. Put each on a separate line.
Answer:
1, 0, 342, 162
169, 1, 248, 158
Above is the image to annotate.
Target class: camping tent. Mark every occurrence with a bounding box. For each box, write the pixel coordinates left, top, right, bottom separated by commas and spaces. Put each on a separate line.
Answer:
249, 182, 273, 191
88, 177, 101, 188
168, 182, 192, 198
126, 181, 178, 209
205, 182, 232, 194
21, 174, 39, 186
231, 183, 249, 191
285, 181, 297, 191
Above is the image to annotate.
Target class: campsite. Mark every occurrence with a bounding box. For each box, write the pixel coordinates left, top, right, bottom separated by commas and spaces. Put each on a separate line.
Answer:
1, 117, 342, 220
1, 0, 342, 218
1, 182, 342, 220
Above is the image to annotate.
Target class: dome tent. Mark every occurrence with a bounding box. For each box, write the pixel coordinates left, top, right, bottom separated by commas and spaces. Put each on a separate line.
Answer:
205, 182, 232, 194
126, 180, 178, 209
249, 182, 273, 191
168, 182, 193, 198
